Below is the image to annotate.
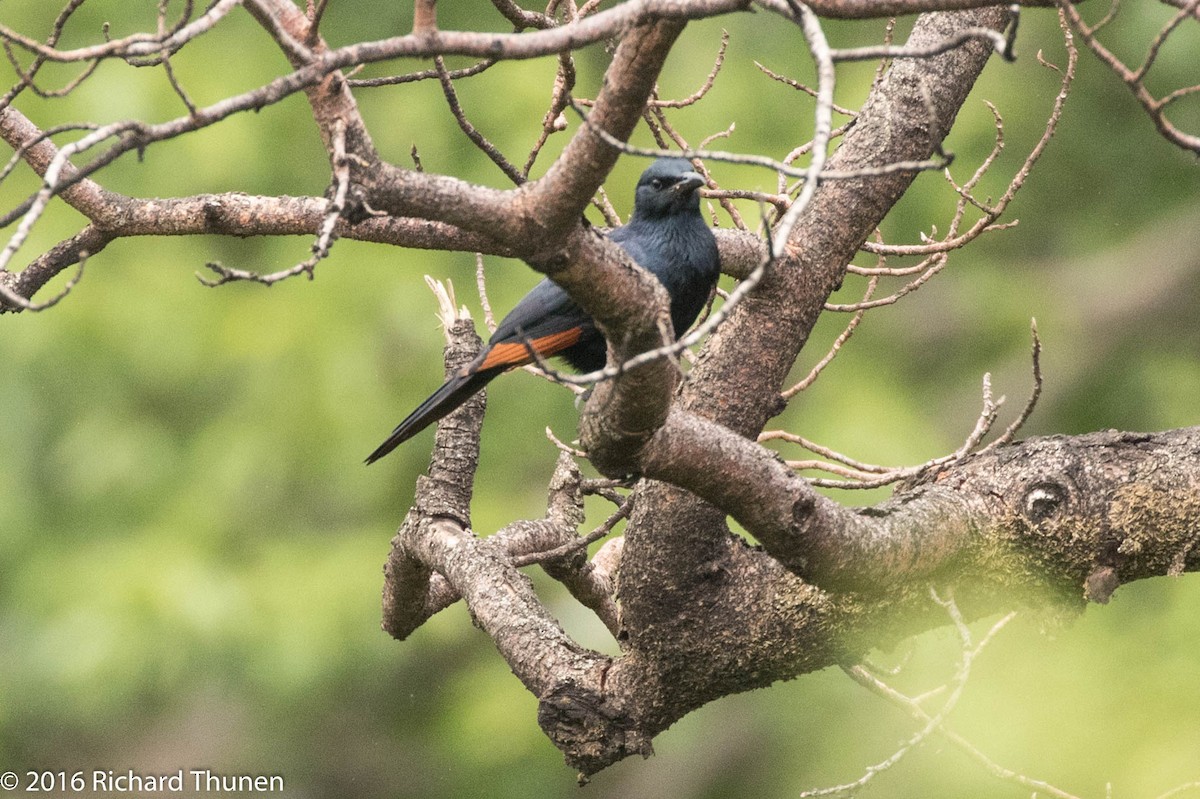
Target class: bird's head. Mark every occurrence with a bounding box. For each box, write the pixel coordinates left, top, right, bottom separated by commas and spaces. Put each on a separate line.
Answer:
630, 157, 706, 220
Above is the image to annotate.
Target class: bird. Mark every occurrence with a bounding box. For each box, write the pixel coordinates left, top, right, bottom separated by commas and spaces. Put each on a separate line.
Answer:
365, 157, 720, 464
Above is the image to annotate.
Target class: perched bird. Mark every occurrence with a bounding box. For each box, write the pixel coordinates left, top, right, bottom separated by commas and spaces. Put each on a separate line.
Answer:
366, 157, 719, 464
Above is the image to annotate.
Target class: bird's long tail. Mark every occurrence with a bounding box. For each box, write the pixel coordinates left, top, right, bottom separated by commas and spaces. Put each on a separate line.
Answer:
365, 368, 498, 464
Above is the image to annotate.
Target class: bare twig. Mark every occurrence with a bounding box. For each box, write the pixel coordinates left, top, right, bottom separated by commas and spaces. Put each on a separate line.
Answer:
197, 117, 355, 286
0, 0, 91, 106
829, 25, 1013, 63
511, 495, 634, 567
825, 253, 948, 311
650, 29, 729, 108
1157, 782, 1200, 799
434, 56, 525, 184
306, 0, 331, 44
863, 14, 1077, 257
755, 61, 859, 117
0, 0, 243, 62
245, 0, 314, 63
806, 594, 1019, 798
347, 57, 496, 88
3, 49, 100, 100
546, 426, 588, 458
979, 318, 1043, 452
0, 249, 87, 312
157, 0, 198, 115
490, 0, 556, 30
842, 597, 1078, 799
781, 275, 877, 398
1057, 0, 1200, 154
474, 253, 498, 333
770, 344, 1039, 489
523, 51, 576, 177
570, 97, 949, 187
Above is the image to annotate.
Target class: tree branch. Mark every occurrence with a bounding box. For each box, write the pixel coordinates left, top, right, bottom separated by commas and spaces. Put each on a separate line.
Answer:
555, 426, 1200, 774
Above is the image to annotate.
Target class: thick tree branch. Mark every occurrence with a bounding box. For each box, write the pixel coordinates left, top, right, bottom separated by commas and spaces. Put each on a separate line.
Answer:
0, 107, 523, 301
0, 225, 111, 311
518, 19, 690, 241
381, 308, 487, 640
583, 6, 1018, 770
614, 3, 1013, 648
544, 426, 1200, 774
405, 516, 613, 696
803, 0, 1059, 17
635, 409, 967, 590
365, 18, 691, 256
689, 7, 1014, 436
0, 102, 757, 303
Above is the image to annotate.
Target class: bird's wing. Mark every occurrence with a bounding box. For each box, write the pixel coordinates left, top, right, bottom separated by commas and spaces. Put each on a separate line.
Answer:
477, 278, 593, 371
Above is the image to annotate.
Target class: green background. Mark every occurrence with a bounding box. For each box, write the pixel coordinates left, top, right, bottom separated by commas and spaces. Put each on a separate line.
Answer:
2, 2, 1199, 797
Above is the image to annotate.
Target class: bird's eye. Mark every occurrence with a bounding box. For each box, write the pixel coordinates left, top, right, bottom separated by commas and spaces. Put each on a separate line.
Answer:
649, 178, 664, 190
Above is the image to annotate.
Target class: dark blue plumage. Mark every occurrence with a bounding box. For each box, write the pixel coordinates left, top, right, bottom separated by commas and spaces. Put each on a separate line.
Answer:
366, 158, 720, 464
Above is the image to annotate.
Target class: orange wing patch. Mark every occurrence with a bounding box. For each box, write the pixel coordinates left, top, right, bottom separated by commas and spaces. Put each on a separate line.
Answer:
478, 328, 583, 371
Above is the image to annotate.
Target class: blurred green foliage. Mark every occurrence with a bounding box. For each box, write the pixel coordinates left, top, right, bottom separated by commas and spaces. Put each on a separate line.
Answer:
2, 2, 1199, 797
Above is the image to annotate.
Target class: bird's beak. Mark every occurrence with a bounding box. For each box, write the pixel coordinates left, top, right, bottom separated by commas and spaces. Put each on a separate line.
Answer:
674, 172, 705, 193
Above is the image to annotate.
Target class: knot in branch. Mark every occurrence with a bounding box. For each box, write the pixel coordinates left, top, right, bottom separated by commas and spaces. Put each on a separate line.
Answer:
1022, 480, 1070, 523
